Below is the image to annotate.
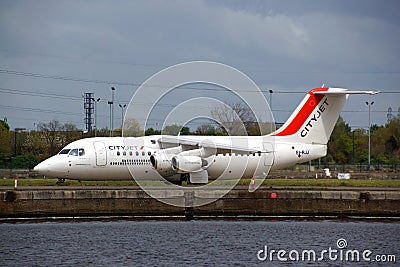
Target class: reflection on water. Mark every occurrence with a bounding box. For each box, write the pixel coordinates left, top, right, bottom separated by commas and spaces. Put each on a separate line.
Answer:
0, 220, 399, 266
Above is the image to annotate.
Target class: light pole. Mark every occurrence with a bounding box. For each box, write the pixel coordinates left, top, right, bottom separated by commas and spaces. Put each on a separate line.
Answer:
91, 97, 101, 137
14, 128, 26, 157
111, 87, 116, 137
269, 89, 273, 133
119, 104, 126, 130
365, 101, 374, 171
108, 101, 113, 137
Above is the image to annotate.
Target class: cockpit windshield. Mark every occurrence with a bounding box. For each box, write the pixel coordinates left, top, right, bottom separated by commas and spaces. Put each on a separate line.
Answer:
68, 148, 85, 156
59, 149, 71, 155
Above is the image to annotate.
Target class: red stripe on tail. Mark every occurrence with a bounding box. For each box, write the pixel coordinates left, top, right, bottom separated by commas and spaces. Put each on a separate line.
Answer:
273, 88, 328, 136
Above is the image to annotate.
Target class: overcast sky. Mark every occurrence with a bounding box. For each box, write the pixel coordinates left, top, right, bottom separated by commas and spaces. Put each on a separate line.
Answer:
0, 0, 399, 132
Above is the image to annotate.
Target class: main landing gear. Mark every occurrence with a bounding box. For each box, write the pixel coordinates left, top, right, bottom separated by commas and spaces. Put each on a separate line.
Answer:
56, 178, 65, 185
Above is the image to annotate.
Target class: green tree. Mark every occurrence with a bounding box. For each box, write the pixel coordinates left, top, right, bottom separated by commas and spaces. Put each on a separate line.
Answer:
353, 128, 368, 164
145, 128, 161, 136
371, 124, 389, 164
11, 154, 38, 169
383, 118, 400, 164
327, 117, 352, 164
196, 124, 218, 135
162, 124, 191, 135
0, 120, 12, 164
23, 131, 49, 160
180, 126, 190, 135
0, 120, 10, 131
195, 124, 228, 136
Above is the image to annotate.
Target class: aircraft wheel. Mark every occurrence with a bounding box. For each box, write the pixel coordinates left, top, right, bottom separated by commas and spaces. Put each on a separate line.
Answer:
181, 174, 190, 185
56, 178, 65, 185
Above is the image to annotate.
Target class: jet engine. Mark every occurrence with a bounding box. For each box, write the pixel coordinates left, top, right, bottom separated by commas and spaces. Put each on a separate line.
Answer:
149, 146, 184, 178
171, 155, 207, 173
149, 146, 210, 183
149, 153, 176, 177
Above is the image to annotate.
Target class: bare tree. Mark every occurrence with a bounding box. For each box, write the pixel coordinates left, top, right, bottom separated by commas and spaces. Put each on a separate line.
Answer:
37, 120, 64, 155
123, 118, 144, 137
211, 102, 259, 135
61, 122, 79, 147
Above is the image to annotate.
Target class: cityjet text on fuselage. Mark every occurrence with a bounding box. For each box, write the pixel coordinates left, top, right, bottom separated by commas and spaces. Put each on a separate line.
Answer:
108, 145, 143, 151
300, 98, 329, 137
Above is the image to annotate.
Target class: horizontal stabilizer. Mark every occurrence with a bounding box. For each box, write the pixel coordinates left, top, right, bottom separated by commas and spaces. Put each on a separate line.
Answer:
313, 88, 380, 95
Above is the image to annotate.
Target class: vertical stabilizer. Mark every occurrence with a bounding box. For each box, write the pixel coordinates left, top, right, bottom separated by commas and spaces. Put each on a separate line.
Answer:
272, 88, 377, 145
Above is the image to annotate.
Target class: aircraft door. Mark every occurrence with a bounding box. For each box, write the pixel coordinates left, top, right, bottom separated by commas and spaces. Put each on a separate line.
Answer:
93, 141, 107, 166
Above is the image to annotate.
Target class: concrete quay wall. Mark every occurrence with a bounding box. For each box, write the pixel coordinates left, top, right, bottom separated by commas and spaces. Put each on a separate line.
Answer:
1, 188, 400, 218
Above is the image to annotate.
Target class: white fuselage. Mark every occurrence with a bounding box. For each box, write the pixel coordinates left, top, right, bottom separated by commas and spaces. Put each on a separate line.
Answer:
34, 135, 326, 181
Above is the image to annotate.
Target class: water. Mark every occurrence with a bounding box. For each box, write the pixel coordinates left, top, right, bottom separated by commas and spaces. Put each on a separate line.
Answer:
0, 220, 399, 266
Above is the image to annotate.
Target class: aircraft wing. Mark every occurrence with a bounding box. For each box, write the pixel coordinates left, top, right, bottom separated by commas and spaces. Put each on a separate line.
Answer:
156, 135, 261, 154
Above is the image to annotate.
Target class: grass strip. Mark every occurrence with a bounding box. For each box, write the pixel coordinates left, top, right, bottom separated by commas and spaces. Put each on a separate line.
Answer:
1, 178, 399, 187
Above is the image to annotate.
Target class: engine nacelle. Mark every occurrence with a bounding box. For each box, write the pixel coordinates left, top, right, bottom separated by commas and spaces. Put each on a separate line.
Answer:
171, 155, 207, 174
149, 152, 176, 177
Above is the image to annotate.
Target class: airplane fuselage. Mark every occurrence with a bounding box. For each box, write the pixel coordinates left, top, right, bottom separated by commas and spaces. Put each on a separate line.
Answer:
34, 135, 325, 182
34, 88, 377, 184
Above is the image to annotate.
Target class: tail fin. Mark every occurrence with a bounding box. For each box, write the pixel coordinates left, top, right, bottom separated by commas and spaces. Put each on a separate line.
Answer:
272, 87, 378, 145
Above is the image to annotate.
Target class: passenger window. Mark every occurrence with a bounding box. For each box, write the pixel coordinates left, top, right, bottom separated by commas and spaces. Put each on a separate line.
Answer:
69, 149, 78, 156
142, 151, 145, 156
136, 151, 139, 156
78, 148, 85, 156
148, 151, 151, 156
123, 151, 126, 156
117, 151, 120, 156
129, 151, 133, 156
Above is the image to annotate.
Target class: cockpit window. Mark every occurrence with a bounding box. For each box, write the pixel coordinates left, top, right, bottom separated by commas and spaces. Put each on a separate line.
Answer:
68, 148, 85, 156
69, 149, 79, 156
59, 149, 71, 155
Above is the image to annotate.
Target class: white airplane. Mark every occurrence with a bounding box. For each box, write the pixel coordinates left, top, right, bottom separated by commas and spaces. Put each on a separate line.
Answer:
34, 87, 377, 186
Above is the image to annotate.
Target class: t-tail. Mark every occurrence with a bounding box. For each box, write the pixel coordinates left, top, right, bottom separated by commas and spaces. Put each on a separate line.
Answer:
271, 87, 378, 145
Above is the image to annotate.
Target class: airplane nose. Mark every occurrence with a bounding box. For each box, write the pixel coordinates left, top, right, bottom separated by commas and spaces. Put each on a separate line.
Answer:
33, 157, 68, 178
33, 164, 41, 172
33, 161, 52, 175
33, 162, 45, 173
